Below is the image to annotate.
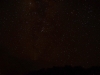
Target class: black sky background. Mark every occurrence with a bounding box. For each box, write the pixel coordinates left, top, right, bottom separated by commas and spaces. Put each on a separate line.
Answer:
0, 0, 100, 74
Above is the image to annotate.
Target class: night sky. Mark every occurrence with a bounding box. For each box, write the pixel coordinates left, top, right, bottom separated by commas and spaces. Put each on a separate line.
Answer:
0, 0, 100, 74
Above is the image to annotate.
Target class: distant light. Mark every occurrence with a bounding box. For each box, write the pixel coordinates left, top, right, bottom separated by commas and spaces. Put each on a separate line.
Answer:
29, 2, 32, 5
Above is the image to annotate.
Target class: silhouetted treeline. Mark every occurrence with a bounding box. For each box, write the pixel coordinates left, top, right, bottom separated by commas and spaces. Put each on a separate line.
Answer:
26, 66, 100, 75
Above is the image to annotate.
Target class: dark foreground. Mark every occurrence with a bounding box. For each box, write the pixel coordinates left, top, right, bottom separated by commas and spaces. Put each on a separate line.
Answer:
26, 66, 100, 75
